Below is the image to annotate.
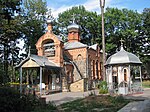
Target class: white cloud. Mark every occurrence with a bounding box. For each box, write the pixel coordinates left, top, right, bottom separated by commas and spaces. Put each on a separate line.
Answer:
83, 0, 112, 13
49, 0, 126, 18
83, 0, 100, 11
51, 5, 73, 18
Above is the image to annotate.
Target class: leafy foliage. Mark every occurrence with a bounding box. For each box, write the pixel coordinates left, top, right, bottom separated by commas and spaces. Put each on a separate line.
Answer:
105, 8, 144, 56
0, 87, 57, 112
99, 81, 108, 94
0, 0, 22, 22
21, 0, 48, 54
54, 6, 101, 45
141, 8, 150, 76
0, 87, 39, 112
0, 0, 48, 84
0, 0, 22, 84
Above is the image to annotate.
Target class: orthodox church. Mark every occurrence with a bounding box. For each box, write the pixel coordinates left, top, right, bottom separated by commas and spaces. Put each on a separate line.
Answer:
17, 19, 103, 95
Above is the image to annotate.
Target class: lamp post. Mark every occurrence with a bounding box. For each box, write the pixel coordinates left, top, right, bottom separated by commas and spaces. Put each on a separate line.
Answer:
100, 0, 106, 81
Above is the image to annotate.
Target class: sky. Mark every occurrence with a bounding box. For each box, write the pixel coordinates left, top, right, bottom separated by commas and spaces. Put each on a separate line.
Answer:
47, 0, 150, 17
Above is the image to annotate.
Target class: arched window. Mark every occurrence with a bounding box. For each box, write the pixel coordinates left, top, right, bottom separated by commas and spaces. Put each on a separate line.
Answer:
77, 54, 83, 60
88, 55, 91, 66
43, 39, 55, 57
124, 69, 127, 81
100, 62, 102, 78
96, 61, 99, 79
93, 60, 95, 79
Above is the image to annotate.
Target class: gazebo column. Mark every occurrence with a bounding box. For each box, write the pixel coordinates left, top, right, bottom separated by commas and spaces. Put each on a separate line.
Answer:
106, 67, 109, 85
19, 67, 22, 94
108, 66, 113, 91
139, 66, 142, 90
128, 65, 131, 93
40, 67, 42, 95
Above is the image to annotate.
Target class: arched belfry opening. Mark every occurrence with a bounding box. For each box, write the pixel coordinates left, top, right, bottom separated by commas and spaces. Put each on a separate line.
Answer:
43, 39, 55, 57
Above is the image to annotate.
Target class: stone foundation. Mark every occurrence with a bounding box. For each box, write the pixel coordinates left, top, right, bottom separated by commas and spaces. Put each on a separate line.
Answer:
70, 78, 88, 92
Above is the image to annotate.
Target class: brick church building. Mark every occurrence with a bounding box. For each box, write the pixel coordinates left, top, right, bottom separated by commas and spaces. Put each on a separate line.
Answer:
17, 19, 103, 94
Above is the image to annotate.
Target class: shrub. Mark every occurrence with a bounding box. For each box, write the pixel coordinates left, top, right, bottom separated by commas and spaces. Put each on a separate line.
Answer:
0, 87, 58, 112
0, 87, 20, 112
115, 95, 125, 103
0, 87, 40, 112
142, 81, 150, 88
99, 81, 108, 94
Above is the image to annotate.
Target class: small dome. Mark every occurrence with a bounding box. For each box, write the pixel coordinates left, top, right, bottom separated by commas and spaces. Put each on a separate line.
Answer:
67, 23, 79, 30
47, 19, 52, 24
105, 47, 142, 66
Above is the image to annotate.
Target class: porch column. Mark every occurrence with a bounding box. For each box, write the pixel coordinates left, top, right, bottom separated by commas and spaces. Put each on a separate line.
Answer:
52, 75, 56, 90
139, 66, 142, 89
40, 67, 42, 95
59, 72, 62, 90
31, 69, 33, 85
26, 70, 29, 84
20, 67, 22, 94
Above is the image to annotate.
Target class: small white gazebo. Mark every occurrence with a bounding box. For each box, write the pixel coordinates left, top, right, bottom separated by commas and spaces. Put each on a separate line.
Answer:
105, 40, 142, 95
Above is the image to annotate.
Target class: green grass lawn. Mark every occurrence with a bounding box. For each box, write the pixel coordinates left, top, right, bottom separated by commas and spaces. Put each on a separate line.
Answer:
142, 81, 150, 88
58, 95, 130, 112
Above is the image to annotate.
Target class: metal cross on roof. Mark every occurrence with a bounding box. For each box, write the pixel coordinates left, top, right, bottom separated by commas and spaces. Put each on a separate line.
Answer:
28, 46, 31, 57
120, 38, 125, 46
72, 13, 75, 23
120, 38, 125, 50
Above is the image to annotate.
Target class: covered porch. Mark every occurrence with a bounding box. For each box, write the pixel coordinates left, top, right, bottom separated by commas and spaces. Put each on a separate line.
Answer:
16, 54, 63, 96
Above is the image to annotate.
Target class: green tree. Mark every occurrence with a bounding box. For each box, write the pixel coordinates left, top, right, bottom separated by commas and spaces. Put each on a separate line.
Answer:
0, 0, 22, 84
104, 8, 144, 56
21, 0, 47, 54
104, 8, 149, 76
55, 6, 101, 45
141, 8, 150, 76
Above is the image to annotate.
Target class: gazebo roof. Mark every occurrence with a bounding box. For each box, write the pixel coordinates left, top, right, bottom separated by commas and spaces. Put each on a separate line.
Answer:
105, 46, 142, 66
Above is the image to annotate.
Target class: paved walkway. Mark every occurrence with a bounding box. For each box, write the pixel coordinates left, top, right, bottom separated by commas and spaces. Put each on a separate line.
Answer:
118, 100, 150, 112
41, 90, 99, 105
118, 88, 150, 112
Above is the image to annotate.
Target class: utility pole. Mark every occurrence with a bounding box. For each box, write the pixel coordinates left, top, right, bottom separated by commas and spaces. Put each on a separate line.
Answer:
100, 0, 106, 81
